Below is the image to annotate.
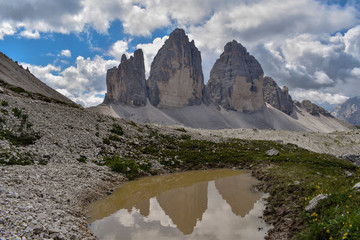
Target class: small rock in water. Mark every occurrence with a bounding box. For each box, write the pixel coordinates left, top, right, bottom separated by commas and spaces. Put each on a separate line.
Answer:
305, 194, 329, 211
266, 148, 279, 156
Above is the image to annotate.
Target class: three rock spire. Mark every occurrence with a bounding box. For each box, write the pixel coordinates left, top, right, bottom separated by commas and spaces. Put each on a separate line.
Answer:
104, 28, 286, 113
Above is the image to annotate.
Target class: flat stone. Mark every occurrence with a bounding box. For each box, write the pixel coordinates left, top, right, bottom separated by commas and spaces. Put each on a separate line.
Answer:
305, 194, 329, 211
266, 149, 279, 156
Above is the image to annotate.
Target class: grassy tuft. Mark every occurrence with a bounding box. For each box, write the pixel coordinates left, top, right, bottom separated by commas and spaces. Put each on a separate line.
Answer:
8, 86, 26, 94
1, 100, 8, 107
77, 155, 87, 163
12, 107, 22, 118
110, 123, 124, 136
0, 151, 35, 165
175, 127, 187, 133
103, 155, 151, 180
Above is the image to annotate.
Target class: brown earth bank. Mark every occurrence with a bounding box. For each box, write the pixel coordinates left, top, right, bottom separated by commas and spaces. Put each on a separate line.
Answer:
1, 93, 360, 240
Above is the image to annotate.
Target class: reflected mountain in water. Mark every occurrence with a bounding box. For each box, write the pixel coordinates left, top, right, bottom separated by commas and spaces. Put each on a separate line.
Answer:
88, 169, 270, 239
157, 181, 208, 234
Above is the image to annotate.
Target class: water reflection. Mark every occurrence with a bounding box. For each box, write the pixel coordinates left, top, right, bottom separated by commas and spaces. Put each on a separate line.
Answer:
88, 169, 271, 240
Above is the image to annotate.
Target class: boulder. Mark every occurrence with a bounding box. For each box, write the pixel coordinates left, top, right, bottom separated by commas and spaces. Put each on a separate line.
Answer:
207, 40, 266, 112
266, 148, 279, 156
263, 77, 293, 115
104, 49, 147, 107
353, 182, 360, 190
339, 154, 360, 167
305, 194, 329, 211
147, 28, 205, 108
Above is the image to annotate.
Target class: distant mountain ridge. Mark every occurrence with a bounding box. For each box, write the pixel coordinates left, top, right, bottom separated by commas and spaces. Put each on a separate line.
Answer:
332, 96, 360, 126
96, 28, 351, 133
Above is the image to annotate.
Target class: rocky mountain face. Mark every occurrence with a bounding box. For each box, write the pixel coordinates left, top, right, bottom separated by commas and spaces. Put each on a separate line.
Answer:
263, 77, 293, 115
147, 29, 205, 108
294, 100, 333, 117
101, 28, 351, 132
104, 49, 147, 107
332, 96, 360, 126
0, 52, 74, 105
207, 40, 265, 112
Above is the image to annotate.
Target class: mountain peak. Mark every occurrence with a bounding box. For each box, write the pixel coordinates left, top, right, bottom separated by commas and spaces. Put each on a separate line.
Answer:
147, 28, 205, 108
332, 96, 360, 126
104, 49, 146, 107
207, 40, 265, 112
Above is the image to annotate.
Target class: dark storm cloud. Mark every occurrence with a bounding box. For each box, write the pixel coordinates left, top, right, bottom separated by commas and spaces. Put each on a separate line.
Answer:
0, 0, 82, 21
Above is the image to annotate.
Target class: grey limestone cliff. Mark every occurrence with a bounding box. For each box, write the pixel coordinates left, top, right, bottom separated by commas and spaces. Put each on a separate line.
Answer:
207, 40, 265, 112
104, 49, 147, 107
263, 76, 293, 115
147, 28, 206, 108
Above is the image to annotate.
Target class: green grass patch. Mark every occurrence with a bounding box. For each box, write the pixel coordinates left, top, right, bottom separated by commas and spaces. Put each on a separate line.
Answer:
0, 129, 40, 146
103, 155, 151, 180
299, 191, 360, 240
1, 100, 8, 107
108, 134, 121, 142
8, 86, 26, 94
0, 151, 35, 165
175, 127, 187, 133
110, 123, 124, 136
1, 109, 8, 115
77, 155, 87, 163
103, 137, 110, 145
129, 121, 137, 127
12, 107, 22, 118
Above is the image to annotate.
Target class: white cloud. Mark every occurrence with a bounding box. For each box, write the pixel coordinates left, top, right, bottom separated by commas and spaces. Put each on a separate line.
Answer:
314, 71, 334, 85
351, 67, 360, 77
0, 21, 16, 40
344, 25, 360, 60
121, 4, 170, 36
57, 88, 106, 107
189, 0, 359, 53
292, 89, 349, 105
20, 30, 40, 39
60, 49, 72, 57
136, 36, 168, 76
21, 55, 118, 107
108, 40, 129, 59
253, 26, 360, 97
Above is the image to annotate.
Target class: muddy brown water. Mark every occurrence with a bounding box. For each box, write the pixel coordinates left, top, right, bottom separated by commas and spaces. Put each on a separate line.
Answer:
87, 169, 271, 240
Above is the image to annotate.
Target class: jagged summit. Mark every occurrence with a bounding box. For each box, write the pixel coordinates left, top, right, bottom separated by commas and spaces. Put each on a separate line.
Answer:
294, 100, 333, 117
207, 40, 265, 112
147, 28, 205, 108
104, 49, 147, 107
263, 76, 293, 115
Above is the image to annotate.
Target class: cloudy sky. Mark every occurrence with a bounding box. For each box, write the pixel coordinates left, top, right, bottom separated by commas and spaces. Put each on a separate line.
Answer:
0, 0, 359, 109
